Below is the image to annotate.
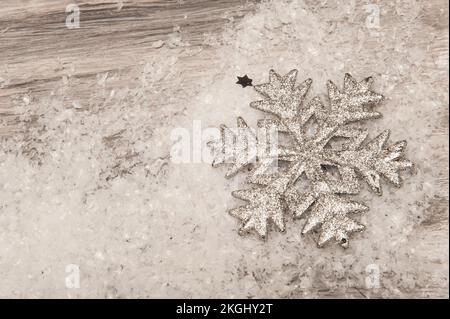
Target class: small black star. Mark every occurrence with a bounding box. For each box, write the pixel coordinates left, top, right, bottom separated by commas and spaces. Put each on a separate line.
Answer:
236, 75, 253, 88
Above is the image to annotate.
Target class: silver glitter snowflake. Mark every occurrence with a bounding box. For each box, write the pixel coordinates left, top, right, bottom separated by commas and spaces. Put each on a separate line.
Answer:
210, 69, 413, 248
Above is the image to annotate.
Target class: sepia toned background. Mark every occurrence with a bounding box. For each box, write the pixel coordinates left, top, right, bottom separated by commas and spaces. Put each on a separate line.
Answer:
0, 0, 448, 298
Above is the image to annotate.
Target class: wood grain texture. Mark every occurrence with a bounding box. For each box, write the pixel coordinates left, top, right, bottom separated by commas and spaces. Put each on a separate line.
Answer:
0, 0, 255, 111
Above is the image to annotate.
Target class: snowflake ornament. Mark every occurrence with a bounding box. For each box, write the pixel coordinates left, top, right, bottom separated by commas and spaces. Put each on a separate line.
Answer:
210, 69, 413, 248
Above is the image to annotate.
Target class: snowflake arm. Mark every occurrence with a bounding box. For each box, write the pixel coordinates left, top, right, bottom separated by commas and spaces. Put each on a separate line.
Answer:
326, 130, 414, 195
250, 69, 312, 119
208, 117, 257, 178
301, 194, 368, 248
326, 73, 384, 125
230, 162, 304, 238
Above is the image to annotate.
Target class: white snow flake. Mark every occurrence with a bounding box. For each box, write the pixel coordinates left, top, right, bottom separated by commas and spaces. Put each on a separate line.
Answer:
210, 69, 413, 248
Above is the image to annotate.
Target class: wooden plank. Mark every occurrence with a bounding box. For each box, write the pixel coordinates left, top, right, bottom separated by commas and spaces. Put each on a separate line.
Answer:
0, 0, 254, 106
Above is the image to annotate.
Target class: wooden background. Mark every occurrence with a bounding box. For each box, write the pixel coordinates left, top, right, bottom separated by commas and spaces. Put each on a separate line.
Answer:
0, 0, 256, 133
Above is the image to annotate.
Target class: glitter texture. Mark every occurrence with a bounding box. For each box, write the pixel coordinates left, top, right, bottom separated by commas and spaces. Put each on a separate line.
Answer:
210, 69, 414, 248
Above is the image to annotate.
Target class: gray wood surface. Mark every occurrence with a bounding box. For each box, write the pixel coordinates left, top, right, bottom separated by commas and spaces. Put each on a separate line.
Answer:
0, 0, 254, 110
